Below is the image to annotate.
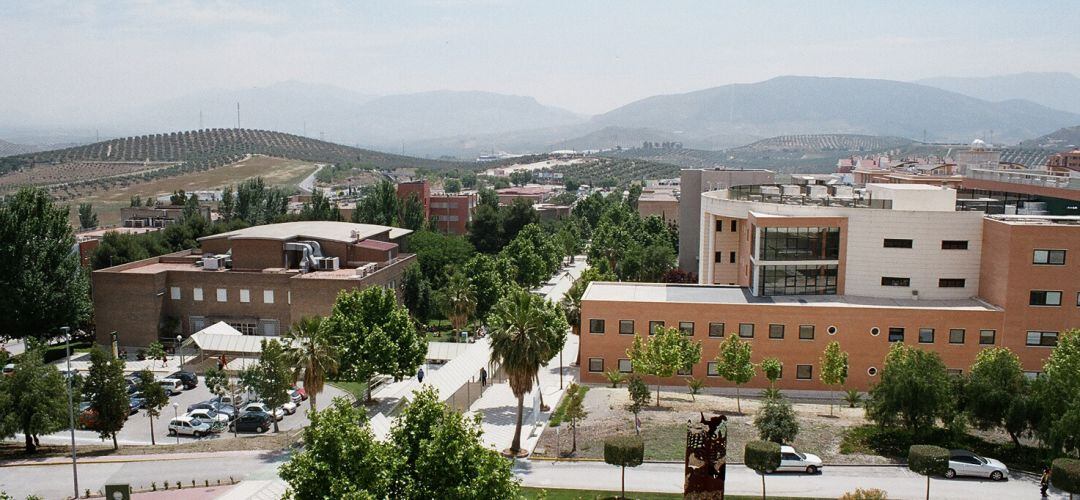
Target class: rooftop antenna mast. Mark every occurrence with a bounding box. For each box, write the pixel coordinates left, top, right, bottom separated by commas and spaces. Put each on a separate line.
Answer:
236, 102, 240, 129
199, 110, 203, 130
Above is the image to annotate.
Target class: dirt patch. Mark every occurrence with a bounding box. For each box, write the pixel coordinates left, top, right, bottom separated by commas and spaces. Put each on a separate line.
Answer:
535, 387, 892, 465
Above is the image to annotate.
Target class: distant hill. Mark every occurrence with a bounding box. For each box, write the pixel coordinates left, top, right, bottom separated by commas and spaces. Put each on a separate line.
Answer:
0, 139, 40, 157
0, 128, 465, 177
588, 76, 1079, 145
733, 134, 914, 152
918, 73, 1080, 115
1019, 125, 1080, 150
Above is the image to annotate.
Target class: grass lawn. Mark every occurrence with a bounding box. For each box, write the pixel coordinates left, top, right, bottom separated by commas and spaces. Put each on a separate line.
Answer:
327, 380, 367, 401
520, 487, 824, 500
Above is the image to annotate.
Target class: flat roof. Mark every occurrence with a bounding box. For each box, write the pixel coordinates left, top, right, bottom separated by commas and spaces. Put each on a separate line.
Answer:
582, 282, 998, 311
197, 221, 411, 244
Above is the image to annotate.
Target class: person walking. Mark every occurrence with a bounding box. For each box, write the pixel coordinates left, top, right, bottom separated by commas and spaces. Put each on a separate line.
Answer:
417, 367, 425, 384
1041, 466, 1051, 496
479, 367, 488, 388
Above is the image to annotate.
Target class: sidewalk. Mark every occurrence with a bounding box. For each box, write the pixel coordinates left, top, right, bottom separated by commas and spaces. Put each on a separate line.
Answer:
0, 449, 277, 468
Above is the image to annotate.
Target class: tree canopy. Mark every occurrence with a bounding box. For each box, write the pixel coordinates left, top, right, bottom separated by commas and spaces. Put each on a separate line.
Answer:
715, 333, 755, 413
867, 343, 952, 434
627, 326, 702, 406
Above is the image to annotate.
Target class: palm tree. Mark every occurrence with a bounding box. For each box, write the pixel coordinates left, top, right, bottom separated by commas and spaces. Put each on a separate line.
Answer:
439, 271, 477, 331
283, 316, 338, 412
489, 288, 556, 456
561, 279, 586, 367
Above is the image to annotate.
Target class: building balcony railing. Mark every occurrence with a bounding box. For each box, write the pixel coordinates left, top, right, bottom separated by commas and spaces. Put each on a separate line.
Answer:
967, 168, 1079, 190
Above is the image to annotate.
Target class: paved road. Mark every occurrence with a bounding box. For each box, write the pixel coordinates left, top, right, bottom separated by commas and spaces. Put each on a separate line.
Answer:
516, 459, 1070, 499
297, 164, 325, 193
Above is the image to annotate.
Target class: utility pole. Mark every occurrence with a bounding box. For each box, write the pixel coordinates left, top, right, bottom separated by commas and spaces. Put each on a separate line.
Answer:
236, 102, 240, 129
199, 110, 203, 130
62, 326, 78, 500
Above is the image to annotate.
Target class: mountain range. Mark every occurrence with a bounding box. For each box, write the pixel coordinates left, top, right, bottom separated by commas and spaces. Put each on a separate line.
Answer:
4, 74, 1079, 158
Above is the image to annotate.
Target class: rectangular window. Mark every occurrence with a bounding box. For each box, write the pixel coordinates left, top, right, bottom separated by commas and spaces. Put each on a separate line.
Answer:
919, 328, 935, 344
715, 220, 723, 232
738, 323, 754, 338
263, 290, 274, 304
714, 251, 723, 263
888, 327, 904, 343
756, 263, 839, 296
730, 220, 737, 232
949, 329, 965, 344
649, 321, 665, 335
759, 227, 841, 261
588, 358, 604, 372
170, 287, 181, 300
769, 324, 785, 339
941, 240, 969, 250
706, 361, 719, 377
796, 365, 813, 380
677, 366, 692, 376
216, 288, 227, 302
193, 287, 203, 302
679, 321, 695, 336
708, 322, 725, 338
1026, 331, 1058, 347
189, 316, 206, 334
1030, 291, 1063, 306
618, 359, 633, 373
729, 251, 736, 264
589, 319, 605, 334
979, 330, 996, 345
883, 238, 913, 248
229, 322, 257, 335
259, 320, 279, 336
939, 279, 966, 288
799, 324, 815, 340
1033, 249, 1066, 265
239, 289, 251, 303
881, 277, 911, 287
619, 320, 635, 335
947, 368, 963, 376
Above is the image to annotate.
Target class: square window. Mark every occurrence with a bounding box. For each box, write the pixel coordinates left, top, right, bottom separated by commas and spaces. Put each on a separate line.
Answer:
193, 287, 203, 302
769, 324, 785, 339
979, 330, 996, 345
619, 320, 635, 335
799, 325, 815, 340
949, 329, 965, 344
706, 361, 719, 377
1030, 291, 1062, 306
170, 287, 181, 300
649, 321, 665, 335
1033, 249, 1066, 265
888, 327, 904, 343
618, 359, 633, 373
215, 288, 227, 302
941, 240, 969, 250
239, 289, 250, 303
263, 290, 274, 304
588, 358, 604, 372
738, 323, 754, 338
679, 321, 694, 336
919, 328, 935, 343
796, 365, 813, 380
589, 319, 605, 334
708, 322, 725, 338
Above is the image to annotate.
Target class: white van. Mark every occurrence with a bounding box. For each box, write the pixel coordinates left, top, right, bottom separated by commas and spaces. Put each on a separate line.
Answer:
159, 378, 184, 396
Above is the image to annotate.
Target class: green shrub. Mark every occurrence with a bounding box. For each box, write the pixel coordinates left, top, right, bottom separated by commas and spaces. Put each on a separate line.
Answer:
686, 377, 704, 400
754, 395, 799, 444
604, 370, 625, 388
744, 440, 781, 473
603, 435, 644, 468
844, 389, 863, 408
840, 488, 888, 500
760, 387, 781, 400
1051, 458, 1080, 495
907, 445, 949, 477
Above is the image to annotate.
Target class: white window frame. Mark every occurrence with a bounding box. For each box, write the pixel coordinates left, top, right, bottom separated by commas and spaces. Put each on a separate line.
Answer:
216, 288, 227, 302
170, 286, 181, 300
263, 290, 275, 304
192, 287, 203, 302
239, 289, 250, 303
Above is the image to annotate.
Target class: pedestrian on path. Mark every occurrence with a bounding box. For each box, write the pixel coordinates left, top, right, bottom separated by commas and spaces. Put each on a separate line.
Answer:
417, 367, 425, 384
1041, 466, 1051, 496
480, 367, 488, 387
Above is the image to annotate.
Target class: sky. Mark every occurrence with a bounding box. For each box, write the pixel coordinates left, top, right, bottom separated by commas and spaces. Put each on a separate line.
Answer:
2, 0, 1079, 123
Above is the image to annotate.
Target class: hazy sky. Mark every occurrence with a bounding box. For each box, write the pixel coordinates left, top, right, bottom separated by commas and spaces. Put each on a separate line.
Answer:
2, 0, 1079, 119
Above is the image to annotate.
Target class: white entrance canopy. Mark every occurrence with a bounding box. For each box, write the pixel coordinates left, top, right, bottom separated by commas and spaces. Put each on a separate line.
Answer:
185, 321, 293, 355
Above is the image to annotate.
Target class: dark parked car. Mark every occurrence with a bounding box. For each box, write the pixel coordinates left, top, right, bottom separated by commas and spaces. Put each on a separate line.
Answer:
166, 371, 198, 390
129, 393, 145, 414
230, 411, 273, 433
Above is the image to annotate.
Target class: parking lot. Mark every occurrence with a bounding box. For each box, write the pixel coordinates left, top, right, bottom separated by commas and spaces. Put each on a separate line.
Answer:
36, 373, 349, 447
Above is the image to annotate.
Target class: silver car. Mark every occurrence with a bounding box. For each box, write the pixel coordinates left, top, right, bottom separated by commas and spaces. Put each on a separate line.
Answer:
946, 450, 1008, 481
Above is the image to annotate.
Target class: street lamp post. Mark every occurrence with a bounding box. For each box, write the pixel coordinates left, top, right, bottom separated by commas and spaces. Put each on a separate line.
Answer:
62, 326, 78, 500
173, 403, 180, 444
176, 335, 183, 367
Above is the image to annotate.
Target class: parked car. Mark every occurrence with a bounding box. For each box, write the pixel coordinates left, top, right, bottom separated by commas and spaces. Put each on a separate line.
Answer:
3, 363, 15, 375
213, 394, 246, 407
159, 378, 184, 396
774, 445, 824, 474
230, 411, 273, 433
168, 416, 213, 437
242, 402, 284, 421
186, 408, 230, 426
128, 394, 145, 414
946, 450, 1008, 481
166, 370, 198, 390
290, 387, 307, 402
278, 399, 298, 415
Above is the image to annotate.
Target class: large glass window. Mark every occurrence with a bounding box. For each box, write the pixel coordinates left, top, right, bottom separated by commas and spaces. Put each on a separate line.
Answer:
589, 319, 605, 334
1026, 331, 1058, 347
1030, 291, 1062, 306
619, 320, 635, 335
708, 322, 725, 338
1033, 249, 1066, 265
760, 227, 840, 261
757, 264, 838, 296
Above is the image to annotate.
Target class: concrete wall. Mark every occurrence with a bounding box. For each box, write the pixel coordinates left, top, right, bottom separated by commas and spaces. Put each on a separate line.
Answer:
678, 169, 774, 272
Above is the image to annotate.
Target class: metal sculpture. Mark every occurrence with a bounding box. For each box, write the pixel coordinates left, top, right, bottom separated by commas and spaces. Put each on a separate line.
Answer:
684, 412, 728, 499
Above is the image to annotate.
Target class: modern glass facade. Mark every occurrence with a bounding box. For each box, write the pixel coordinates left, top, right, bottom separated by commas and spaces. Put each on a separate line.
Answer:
759, 227, 840, 261
757, 264, 839, 296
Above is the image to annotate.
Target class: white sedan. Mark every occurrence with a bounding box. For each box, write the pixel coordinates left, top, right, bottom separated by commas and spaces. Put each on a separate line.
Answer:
946, 450, 1008, 481
775, 445, 824, 474
242, 402, 285, 421
186, 408, 230, 425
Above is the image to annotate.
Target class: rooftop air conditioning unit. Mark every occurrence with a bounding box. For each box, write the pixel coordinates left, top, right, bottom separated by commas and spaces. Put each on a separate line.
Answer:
316, 257, 340, 271
202, 256, 225, 270
355, 262, 377, 277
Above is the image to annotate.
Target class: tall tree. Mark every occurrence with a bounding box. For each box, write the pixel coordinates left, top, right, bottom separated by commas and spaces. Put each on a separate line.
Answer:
407, 230, 476, 289
0, 346, 70, 453
463, 254, 508, 322
468, 203, 503, 253
399, 193, 427, 230
299, 188, 340, 221
501, 199, 538, 243
488, 288, 564, 456
627, 326, 703, 407
715, 333, 755, 413
820, 341, 849, 416
501, 224, 559, 288
509, 170, 532, 186
352, 180, 400, 226
283, 317, 338, 412
754, 395, 799, 444
1032, 329, 1080, 455
218, 187, 235, 221
965, 347, 1028, 446
84, 347, 129, 449
438, 271, 477, 331
401, 263, 434, 323
135, 369, 169, 445
77, 203, 98, 229
867, 343, 952, 435
181, 193, 202, 221
443, 177, 463, 193
248, 339, 294, 432
0, 188, 91, 339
